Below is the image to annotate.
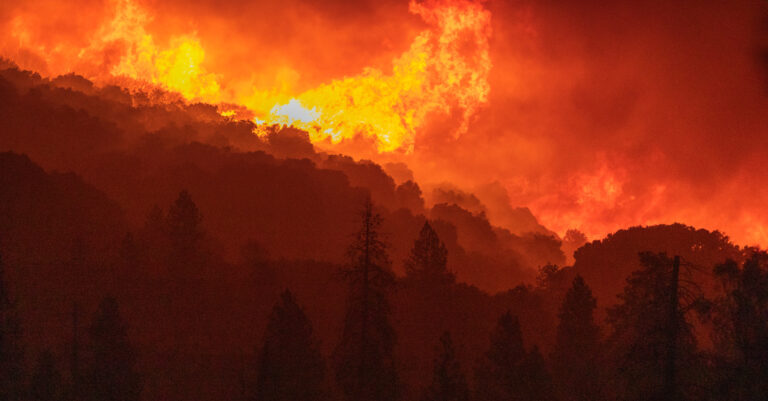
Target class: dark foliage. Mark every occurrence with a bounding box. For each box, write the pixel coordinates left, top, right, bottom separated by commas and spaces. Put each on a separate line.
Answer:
405, 222, 452, 285
0, 63, 767, 401
254, 290, 326, 401
0, 254, 24, 401
551, 275, 602, 401
474, 311, 524, 400
334, 200, 399, 401
606, 253, 704, 401
84, 297, 141, 401
422, 332, 469, 401
710, 251, 768, 400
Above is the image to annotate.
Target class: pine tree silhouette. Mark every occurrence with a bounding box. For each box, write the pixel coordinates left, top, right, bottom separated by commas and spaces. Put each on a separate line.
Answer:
166, 190, 203, 271
254, 290, 326, 401
399, 221, 457, 396
422, 332, 469, 401
551, 275, 601, 401
711, 251, 768, 400
334, 199, 399, 401
474, 311, 526, 401
607, 252, 701, 401
405, 222, 453, 285
0, 254, 24, 401
30, 350, 62, 401
519, 346, 554, 401
84, 297, 140, 401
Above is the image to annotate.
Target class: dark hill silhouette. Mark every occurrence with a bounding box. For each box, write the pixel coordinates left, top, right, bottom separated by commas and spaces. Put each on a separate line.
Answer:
572, 223, 742, 311
2, 62, 765, 401
0, 64, 561, 289
0, 151, 126, 350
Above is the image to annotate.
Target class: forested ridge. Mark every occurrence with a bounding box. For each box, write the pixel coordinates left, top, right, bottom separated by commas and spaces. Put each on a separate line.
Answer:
1, 62, 766, 401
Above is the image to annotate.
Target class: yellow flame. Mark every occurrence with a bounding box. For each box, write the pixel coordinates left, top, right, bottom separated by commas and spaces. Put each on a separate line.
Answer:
251, 0, 492, 152
24, 0, 491, 152
82, 0, 221, 101
269, 99, 321, 125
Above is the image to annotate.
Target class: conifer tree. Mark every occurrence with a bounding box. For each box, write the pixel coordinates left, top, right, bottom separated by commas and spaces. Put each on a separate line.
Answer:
400, 221, 456, 394
334, 199, 399, 401
405, 222, 453, 285
474, 311, 526, 401
422, 332, 469, 401
711, 251, 768, 400
0, 254, 24, 401
255, 290, 326, 401
519, 346, 554, 401
30, 350, 62, 401
85, 297, 140, 401
166, 190, 203, 269
551, 275, 601, 401
607, 252, 700, 401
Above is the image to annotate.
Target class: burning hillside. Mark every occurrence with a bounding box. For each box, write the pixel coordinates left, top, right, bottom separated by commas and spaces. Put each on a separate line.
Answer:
1, 0, 768, 246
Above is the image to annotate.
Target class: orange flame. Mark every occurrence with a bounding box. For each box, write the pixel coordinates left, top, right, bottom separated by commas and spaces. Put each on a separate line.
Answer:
3, 0, 491, 153
78, 0, 222, 101
252, 0, 492, 152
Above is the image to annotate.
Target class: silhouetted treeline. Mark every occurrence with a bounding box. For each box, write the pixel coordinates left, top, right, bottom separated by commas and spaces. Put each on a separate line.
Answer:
0, 62, 566, 290
3, 188, 768, 400
1, 62, 768, 401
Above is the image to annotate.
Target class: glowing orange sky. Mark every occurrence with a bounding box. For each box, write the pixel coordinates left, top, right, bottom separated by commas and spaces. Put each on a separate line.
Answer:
2, 0, 768, 247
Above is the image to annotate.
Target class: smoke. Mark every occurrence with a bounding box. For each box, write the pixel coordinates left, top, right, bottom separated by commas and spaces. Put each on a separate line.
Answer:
408, 0, 768, 245
2, 0, 768, 246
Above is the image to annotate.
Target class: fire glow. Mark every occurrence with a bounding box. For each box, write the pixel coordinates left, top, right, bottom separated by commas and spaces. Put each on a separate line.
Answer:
2, 0, 767, 248
8, 0, 491, 153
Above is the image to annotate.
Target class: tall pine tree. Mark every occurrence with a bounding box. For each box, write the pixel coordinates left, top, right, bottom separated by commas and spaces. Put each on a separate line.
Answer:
474, 311, 526, 401
607, 252, 701, 401
519, 346, 554, 401
166, 190, 204, 274
551, 275, 602, 401
0, 253, 24, 401
398, 221, 457, 395
711, 251, 768, 400
334, 199, 399, 401
405, 222, 453, 285
422, 332, 469, 401
85, 297, 141, 401
475, 311, 553, 401
254, 290, 326, 401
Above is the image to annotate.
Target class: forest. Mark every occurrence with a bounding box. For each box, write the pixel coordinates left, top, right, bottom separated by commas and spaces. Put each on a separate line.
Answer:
1, 60, 767, 401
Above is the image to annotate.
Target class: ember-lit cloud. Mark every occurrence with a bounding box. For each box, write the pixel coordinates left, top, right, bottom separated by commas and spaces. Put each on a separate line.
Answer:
2, 0, 767, 246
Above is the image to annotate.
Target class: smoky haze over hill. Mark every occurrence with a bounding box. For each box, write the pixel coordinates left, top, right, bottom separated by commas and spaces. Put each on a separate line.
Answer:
1, 60, 767, 401
0, 62, 564, 288
3, 0, 768, 247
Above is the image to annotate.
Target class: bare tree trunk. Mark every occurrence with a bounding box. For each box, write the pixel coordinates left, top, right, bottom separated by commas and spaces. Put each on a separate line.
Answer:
358, 201, 372, 399
663, 255, 680, 401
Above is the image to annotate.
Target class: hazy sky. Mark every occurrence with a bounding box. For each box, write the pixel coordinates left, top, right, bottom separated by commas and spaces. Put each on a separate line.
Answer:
2, 0, 768, 245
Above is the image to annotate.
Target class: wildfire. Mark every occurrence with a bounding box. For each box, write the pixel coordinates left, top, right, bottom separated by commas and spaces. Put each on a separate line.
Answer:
79, 0, 222, 101
2, 0, 767, 248
3, 0, 490, 153
255, 0, 492, 152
